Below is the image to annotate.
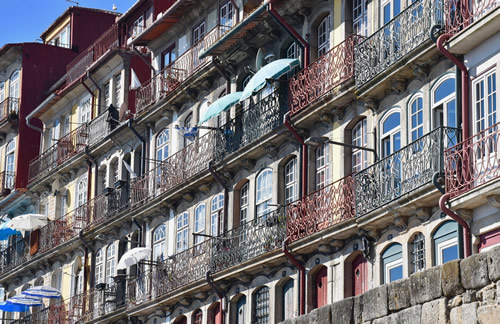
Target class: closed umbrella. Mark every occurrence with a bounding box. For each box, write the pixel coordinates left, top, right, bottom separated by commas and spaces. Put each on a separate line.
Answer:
0, 220, 20, 240
8, 295, 43, 307
7, 214, 47, 231
117, 247, 152, 270
0, 301, 30, 312
23, 286, 61, 299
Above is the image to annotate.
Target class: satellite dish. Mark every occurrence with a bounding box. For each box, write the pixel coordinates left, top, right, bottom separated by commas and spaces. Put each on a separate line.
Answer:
256, 48, 265, 71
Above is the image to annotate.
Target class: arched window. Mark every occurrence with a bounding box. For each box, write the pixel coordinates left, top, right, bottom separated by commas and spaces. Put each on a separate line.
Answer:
9, 71, 20, 99
76, 176, 88, 208
193, 309, 203, 324
220, 1, 234, 28
0, 82, 5, 102
111, 160, 119, 185
240, 182, 249, 225
353, 0, 368, 36
153, 224, 166, 261
381, 110, 401, 157
79, 95, 91, 125
194, 204, 206, 245
315, 144, 330, 190
433, 220, 460, 265
51, 269, 62, 291
381, 243, 403, 283
410, 232, 425, 273
95, 248, 104, 284
284, 158, 297, 204
184, 113, 193, 147
432, 76, 456, 130
352, 119, 368, 172
105, 244, 116, 284
287, 43, 301, 76
409, 96, 424, 141
317, 15, 330, 56
176, 212, 189, 252
211, 194, 224, 236
4, 140, 15, 188
282, 279, 294, 321
156, 129, 169, 163
256, 169, 273, 218
235, 295, 246, 324
473, 69, 496, 135
254, 286, 270, 324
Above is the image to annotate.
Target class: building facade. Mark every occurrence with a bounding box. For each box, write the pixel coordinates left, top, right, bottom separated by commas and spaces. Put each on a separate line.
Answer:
0, 0, 499, 323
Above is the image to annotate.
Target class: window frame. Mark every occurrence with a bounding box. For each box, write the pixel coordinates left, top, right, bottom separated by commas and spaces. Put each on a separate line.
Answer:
409, 95, 424, 142
211, 194, 224, 236
194, 203, 206, 245
176, 212, 189, 252
431, 75, 456, 129
256, 169, 273, 218
156, 128, 169, 163
152, 224, 167, 261
114, 73, 122, 107
437, 237, 458, 265
95, 248, 104, 285
473, 69, 497, 135
380, 109, 401, 158
352, 119, 368, 172
315, 144, 330, 190
254, 286, 270, 324
105, 243, 116, 284
353, 0, 368, 36
410, 233, 426, 273
317, 15, 331, 57
192, 20, 206, 46
284, 158, 298, 204
240, 182, 249, 225
9, 70, 20, 99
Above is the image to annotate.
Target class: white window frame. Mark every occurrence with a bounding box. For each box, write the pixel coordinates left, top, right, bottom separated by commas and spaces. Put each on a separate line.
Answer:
381, 0, 401, 25
114, 73, 122, 107
220, 1, 234, 28
256, 169, 273, 218
176, 212, 189, 252
211, 194, 224, 236
63, 115, 71, 136
79, 94, 91, 125
353, 0, 368, 36
381, 109, 401, 158
409, 95, 424, 142
0, 82, 5, 102
9, 71, 20, 99
156, 129, 169, 163
104, 81, 111, 108
153, 224, 167, 261
437, 237, 458, 265
105, 244, 116, 284
315, 144, 330, 190
385, 258, 403, 283
133, 16, 144, 37
192, 21, 206, 45
431, 75, 456, 129
284, 158, 298, 204
352, 119, 368, 172
194, 204, 206, 245
317, 15, 330, 57
95, 248, 104, 285
473, 70, 497, 135
240, 182, 249, 225
76, 176, 88, 208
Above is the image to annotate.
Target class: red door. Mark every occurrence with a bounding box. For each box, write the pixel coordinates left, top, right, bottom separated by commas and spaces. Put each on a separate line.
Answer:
213, 303, 221, 324
314, 266, 328, 309
352, 254, 367, 296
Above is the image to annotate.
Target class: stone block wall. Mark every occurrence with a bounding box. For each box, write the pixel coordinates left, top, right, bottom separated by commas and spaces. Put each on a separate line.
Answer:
280, 245, 500, 324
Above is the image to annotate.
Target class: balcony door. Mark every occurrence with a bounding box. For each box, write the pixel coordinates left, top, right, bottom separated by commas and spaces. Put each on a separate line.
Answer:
220, 1, 234, 31
79, 95, 91, 125
352, 254, 367, 296
4, 140, 15, 189
313, 266, 328, 309
432, 76, 457, 147
381, 110, 401, 197
382, 0, 401, 25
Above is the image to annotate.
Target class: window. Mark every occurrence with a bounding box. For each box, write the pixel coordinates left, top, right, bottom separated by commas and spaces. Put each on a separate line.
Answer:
315, 144, 330, 190
114, 74, 122, 106
105, 244, 116, 284
153, 224, 166, 261
0, 82, 4, 102
254, 286, 270, 324
382, 243, 403, 283
432, 76, 457, 146
192, 21, 206, 45
193, 309, 203, 324
381, 110, 401, 157
63, 115, 71, 136
410, 233, 425, 273
112, 160, 119, 185
79, 95, 91, 125
353, 0, 368, 36
382, 0, 401, 25
220, 1, 234, 30
60, 194, 68, 218
49, 24, 70, 48
433, 220, 460, 265
473, 70, 497, 135
161, 45, 176, 70
132, 16, 144, 37
317, 15, 330, 57
240, 182, 249, 225
176, 212, 189, 252
95, 248, 104, 285
352, 119, 368, 172
74, 267, 84, 296
194, 204, 206, 245
287, 43, 301, 77
77, 176, 87, 208
9, 71, 20, 99
104, 81, 111, 108
236, 295, 246, 324
217, 91, 228, 128
4, 140, 15, 188
284, 158, 298, 204
282, 280, 294, 321
184, 113, 193, 147
256, 169, 273, 218
211, 194, 224, 236
52, 270, 62, 291
156, 129, 169, 163
409, 96, 424, 141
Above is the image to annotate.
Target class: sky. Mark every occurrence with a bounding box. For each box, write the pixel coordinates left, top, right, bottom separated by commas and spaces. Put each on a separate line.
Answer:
0, 0, 138, 48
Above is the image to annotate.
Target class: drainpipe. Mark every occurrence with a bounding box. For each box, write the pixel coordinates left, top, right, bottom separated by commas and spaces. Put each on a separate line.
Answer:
81, 79, 95, 120
132, 46, 156, 74
87, 72, 102, 114
127, 119, 146, 176
206, 271, 224, 324
26, 93, 57, 133
283, 237, 305, 315
268, 0, 309, 67
132, 218, 143, 247
284, 112, 307, 197
213, 58, 231, 95
209, 162, 228, 234
439, 193, 472, 257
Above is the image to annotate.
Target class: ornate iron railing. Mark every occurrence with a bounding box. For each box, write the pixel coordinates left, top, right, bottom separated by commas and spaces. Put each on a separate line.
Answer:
88, 109, 117, 146
355, 126, 460, 217
286, 176, 355, 243
444, 0, 499, 36
199, 23, 235, 52
0, 171, 15, 194
445, 122, 500, 198
289, 35, 363, 116
0, 236, 30, 274
0, 97, 20, 122
211, 208, 286, 273
135, 26, 214, 114
11, 303, 66, 324
355, 0, 443, 87
28, 124, 88, 183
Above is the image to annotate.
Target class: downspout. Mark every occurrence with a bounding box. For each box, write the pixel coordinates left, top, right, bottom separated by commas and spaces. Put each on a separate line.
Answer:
209, 162, 228, 234
283, 237, 305, 315
284, 112, 307, 197
439, 193, 472, 257
81, 79, 95, 120
132, 46, 156, 74
132, 218, 143, 247
268, 0, 309, 66
213, 58, 231, 95
127, 119, 146, 176
26, 93, 57, 133
87, 72, 102, 114
206, 271, 224, 324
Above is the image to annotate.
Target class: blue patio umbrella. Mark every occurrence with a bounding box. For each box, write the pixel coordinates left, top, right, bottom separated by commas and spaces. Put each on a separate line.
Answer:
0, 220, 20, 240
23, 286, 61, 299
240, 58, 300, 101
0, 301, 30, 312
198, 92, 243, 125
8, 295, 43, 307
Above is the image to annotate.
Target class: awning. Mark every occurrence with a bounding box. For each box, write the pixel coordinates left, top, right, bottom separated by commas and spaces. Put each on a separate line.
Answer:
240, 58, 299, 101
198, 92, 243, 125
117, 247, 152, 269
7, 214, 47, 231
0, 220, 20, 240
23, 286, 61, 299
0, 301, 30, 312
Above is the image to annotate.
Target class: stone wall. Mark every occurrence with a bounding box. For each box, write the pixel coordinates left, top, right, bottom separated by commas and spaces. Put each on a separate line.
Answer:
280, 245, 500, 324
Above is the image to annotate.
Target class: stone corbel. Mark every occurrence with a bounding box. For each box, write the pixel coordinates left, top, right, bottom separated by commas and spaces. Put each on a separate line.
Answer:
487, 195, 500, 208
411, 64, 429, 82
182, 192, 194, 203
416, 207, 432, 223
184, 88, 198, 101
456, 209, 473, 223
363, 98, 377, 113
179, 298, 191, 306
320, 111, 334, 123
393, 216, 408, 232
263, 144, 279, 158
199, 183, 211, 194
330, 239, 344, 249
318, 244, 331, 253
385, 79, 406, 95
240, 158, 255, 171
194, 291, 207, 300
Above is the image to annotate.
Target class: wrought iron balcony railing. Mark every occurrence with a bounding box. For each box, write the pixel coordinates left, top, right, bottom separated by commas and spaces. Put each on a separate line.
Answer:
444, 0, 499, 37
354, 0, 443, 88
0, 236, 30, 274
0, 97, 20, 122
0, 171, 15, 195
445, 122, 500, 199
11, 303, 66, 324
289, 35, 363, 116
87, 107, 119, 147
286, 175, 356, 244
135, 27, 214, 114
355, 126, 460, 217
28, 123, 88, 184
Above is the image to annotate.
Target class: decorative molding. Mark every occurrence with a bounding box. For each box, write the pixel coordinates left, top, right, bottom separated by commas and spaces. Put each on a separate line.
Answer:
416, 207, 432, 222
487, 195, 500, 208
457, 209, 473, 223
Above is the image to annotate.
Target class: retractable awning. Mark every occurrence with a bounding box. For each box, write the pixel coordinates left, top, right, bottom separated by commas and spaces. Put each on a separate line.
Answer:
198, 92, 243, 125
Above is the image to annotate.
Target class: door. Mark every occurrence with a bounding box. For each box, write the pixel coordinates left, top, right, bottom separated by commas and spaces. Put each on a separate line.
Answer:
352, 254, 367, 296
236, 296, 246, 324
212, 303, 221, 324
282, 279, 294, 320
220, 1, 234, 31
314, 266, 328, 309
79, 96, 91, 125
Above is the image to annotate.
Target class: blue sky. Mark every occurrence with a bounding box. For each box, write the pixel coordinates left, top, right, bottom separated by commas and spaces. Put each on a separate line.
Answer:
0, 0, 137, 47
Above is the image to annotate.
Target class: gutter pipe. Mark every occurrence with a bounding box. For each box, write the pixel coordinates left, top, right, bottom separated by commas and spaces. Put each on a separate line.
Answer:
26, 93, 57, 133
127, 119, 146, 176
283, 237, 305, 315
206, 271, 224, 324
132, 46, 156, 73
284, 112, 307, 197
87, 72, 102, 114
213, 58, 231, 95
132, 218, 143, 247
81, 79, 95, 120
439, 193, 472, 257
209, 162, 228, 234
268, 0, 309, 66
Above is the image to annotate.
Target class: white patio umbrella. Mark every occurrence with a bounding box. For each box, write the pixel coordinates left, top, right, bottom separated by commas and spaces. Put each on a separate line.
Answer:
117, 247, 151, 270
23, 286, 61, 299
7, 214, 47, 231
8, 295, 43, 307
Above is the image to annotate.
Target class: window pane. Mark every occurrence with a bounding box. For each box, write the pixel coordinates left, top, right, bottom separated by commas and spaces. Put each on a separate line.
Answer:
389, 265, 403, 282
434, 78, 455, 103
442, 245, 458, 263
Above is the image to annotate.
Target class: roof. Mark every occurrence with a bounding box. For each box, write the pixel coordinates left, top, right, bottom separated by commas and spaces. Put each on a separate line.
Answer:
117, 0, 147, 23
40, 6, 122, 40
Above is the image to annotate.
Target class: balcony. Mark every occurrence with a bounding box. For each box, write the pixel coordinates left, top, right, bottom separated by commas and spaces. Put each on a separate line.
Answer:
355, 126, 460, 217
289, 35, 363, 116
0, 97, 20, 123
444, 0, 500, 37
0, 171, 15, 196
445, 122, 500, 199
286, 176, 356, 244
0, 236, 29, 274
11, 303, 66, 324
355, 0, 443, 88
87, 106, 119, 147
28, 123, 88, 184
135, 29, 213, 114
66, 24, 120, 84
